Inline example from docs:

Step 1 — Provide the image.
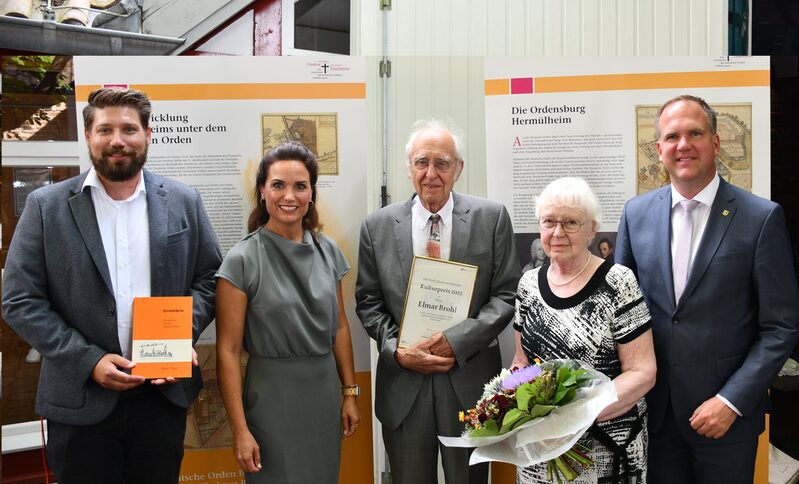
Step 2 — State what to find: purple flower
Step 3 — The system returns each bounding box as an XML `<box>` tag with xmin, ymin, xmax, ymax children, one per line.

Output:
<box><xmin>501</xmin><ymin>364</ymin><xmax>542</xmax><ymax>390</ymax></box>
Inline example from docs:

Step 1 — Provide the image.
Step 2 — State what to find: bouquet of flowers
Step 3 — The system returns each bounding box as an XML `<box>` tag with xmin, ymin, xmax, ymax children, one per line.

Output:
<box><xmin>439</xmin><ymin>359</ymin><xmax>617</xmax><ymax>483</ymax></box>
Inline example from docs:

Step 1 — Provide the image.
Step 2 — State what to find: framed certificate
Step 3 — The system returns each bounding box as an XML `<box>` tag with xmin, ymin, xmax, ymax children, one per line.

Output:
<box><xmin>398</xmin><ymin>256</ymin><xmax>478</xmax><ymax>348</ymax></box>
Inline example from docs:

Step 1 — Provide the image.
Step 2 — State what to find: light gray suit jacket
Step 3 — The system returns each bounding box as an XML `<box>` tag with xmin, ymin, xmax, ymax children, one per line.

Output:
<box><xmin>2</xmin><ymin>170</ymin><xmax>222</xmax><ymax>425</ymax></box>
<box><xmin>616</xmin><ymin>178</ymin><xmax>799</xmax><ymax>443</ymax></box>
<box><xmin>355</xmin><ymin>192</ymin><xmax>521</xmax><ymax>430</ymax></box>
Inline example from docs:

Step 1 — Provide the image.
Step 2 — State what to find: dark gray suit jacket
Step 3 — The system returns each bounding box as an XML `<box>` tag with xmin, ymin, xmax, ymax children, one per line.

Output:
<box><xmin>355</xmin><ymin>192</ymin><xmax>521</xmax><ymax>430</ymax></box>
<box><xmin>616</xmin><ymin>178</ymin><xmax>799</xmax><ymax>443</ymax></box>
<box><xmin>2</xmin><ymin>170</ymin><xmax>222</xmax><ymax>425</ymax></box>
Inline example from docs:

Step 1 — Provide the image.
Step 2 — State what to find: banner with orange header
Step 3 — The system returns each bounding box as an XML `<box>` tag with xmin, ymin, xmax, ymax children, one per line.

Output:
<box><xmin>132</xmin><ymin>296</ymin><xmax>193</xmax><ymax>379</ymax></box>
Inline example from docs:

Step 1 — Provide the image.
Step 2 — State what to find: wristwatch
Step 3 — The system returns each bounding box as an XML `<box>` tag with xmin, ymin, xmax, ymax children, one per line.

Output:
<box><xmin>341</xmin><ymin>384</ymin><xmax>360</xmax><ymax>397</ymax></box>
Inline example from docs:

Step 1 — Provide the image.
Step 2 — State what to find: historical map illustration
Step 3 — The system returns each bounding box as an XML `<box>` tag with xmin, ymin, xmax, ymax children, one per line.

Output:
<box><xmin>635</xmin><ymin>104</ymin><xmax>752</xmax><ymax>194</ymax></box>
<box><xmin>261</xmin><ymin>113</ymin><xmax>339</xmax><ymax>175</ymax></box>
<box><xmin>184</xmin><ymin>344</ymin><xmax>248</xmax><ymax>448</ymax></box>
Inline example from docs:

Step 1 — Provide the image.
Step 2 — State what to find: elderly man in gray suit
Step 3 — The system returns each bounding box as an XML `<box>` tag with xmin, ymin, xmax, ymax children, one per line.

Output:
<box><xmin>616</xmin><ymin>95</ymin><xmax>799</xmax><ymax>484</ymax></box>
<box><xmin>2</xmin><ymin>88</ymin><xmax>221</xmax><ymax>484</ymax></box>
<box><xmin>356</xmin><ymin>119</ymin><xmax>520</xmax><ymax>484</ymax></box>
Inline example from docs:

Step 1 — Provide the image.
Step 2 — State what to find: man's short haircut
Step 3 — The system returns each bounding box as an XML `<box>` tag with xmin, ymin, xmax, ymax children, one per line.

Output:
<box><xmin>83</xmin><ymin>88</ymin><xmax>152</xmax><ymax>131</ymax></box>
<box><xmin>598</xmin><ymin>237</ymin><xmax>613</xmax><ymax>249</ymax></box>
<box><xmin>404</xmin><ymin>118</ymin><xmax>465</xmax><ymax>167</ymax></box>
<box><xmin>535</xmin><ymin>176</ymin><xmax>601</xmax><ymax>226</ymax></box>
<box><xmin>655</xmin><ymin>94</ymin><xmax>717</xmax><ymax>139</ymax></box>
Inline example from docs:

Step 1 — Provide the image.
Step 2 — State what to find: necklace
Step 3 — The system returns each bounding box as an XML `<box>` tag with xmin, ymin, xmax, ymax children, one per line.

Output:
<box><xmin>548</xmin><ymin>253</ymin><xmax>592</xmax><ymax>286</ymax></box>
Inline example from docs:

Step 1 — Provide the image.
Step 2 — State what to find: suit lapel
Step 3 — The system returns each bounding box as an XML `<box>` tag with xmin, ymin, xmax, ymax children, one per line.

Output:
<box><xmin>450</xmin><ymin>192</ymin><xmax>471</xmax><ymax>262</ymax></box>
<box><xmin>394</xmin><ymin>196</ymin><xmax>415</xmax><ymax>284</ymax></box>
<box><xmin>679</xmin><ymin>179</ymin><xmax>736</xmax><ymax>308</ymax></box>
<box><xmin>146</xmin><ymin>171</ymin><xmax>168</xmax><ymax>297</ymax></box>
<box><xmin>654</xmin><ymin>188</ymin><xmax>677</xmax><ymax>307</ymax></box>
<box><xmin>68</xmin><ymin>174</ymin><xmax>114</xmax><ymax>295</ymax></box>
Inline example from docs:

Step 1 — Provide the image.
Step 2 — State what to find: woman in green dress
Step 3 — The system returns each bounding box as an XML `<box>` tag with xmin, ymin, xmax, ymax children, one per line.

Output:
<box><xmin>216</xmin><ymin>142</ymin><xmax>360</xmax><ymax>483</ymax></box>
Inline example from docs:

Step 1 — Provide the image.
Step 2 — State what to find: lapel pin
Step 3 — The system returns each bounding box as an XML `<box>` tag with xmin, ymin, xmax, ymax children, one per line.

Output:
<box><xmin>722</xmin><ymin>209</ymin><xmax>729</xmax><ymax>217</ymax></box>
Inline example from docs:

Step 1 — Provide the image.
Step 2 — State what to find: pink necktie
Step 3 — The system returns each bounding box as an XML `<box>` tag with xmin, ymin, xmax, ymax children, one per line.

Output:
<box><xmin>673</xmin><ymin>199</ymin><xmax>699</xmax><ymax>303</ymax></box>
<box><xmin>427</xmin><ymin>214</ymin><xmax>441</xmax><ymax>259</ymax></box>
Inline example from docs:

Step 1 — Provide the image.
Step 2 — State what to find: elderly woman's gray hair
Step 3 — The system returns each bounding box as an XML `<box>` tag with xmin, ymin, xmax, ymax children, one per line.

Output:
<box><xmin>404</xmin><ymin>118</ymin><xmax>465</xmax><ymax>165</ymax></box>
<box><xmin>535</xmin><ymin>177</ymin><xmax>601</xmax><ymax>226</ymax></box>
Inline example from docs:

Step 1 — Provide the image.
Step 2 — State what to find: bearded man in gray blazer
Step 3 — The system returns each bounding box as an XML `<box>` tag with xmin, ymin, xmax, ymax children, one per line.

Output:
<box><xmin>356</xmin><ymin>119</ymin><xmax>521</xmax><ymax>484</ymax></box>
<box><xmin>616</xmin><ymin>95</ymin><xmax>799</xmax><ymax>484</ymax></box>
<box><xmin>2</xmin><ymin>88</ymin><xmax>221</xmax><ymax>484</ymax></box>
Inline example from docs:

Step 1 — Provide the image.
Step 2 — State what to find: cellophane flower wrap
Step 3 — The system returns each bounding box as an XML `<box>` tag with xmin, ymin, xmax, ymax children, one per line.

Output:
<box><xmin>439</xmin><ymin>359</ymin><xmax>617</xmax><ymax>482</ymax></box>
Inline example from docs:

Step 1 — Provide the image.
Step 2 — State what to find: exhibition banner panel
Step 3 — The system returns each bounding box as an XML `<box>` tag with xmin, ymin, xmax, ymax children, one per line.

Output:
<box><xmin>73</xmin><ymin>56</ymin><xmax>371</xmax><ymax>483</ymax></box>
<box><xmin>484</xmin><ymin>57</ymin><xmax>769</xmax><ymax>267</ymax></box>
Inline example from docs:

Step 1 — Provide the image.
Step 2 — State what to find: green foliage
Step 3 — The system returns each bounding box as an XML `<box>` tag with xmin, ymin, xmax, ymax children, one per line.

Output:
<box><xmin>2</xmin><ymin>56</ymin><xmax>72</xmax><ymax>93</ymax></box>
<box><xmin>470</xmin><ymin>418</ymin><xmax>499</xmax><ymax>437</ymax></box>
<box><xmin>2</xmin><ymin>56</ymin><xmax>74</xmax><ymax>140</ymax></box>
<box><xmin>500</xmin><ymin>408</ymin><xmax>536</xmax><ymax>434</ymax></box>
<box><xmin>554</xmin><ymin>387</ymin><xmax>577</xmax><ymax>405</ymax></box>
<box><xmin>515</xmin><ymin>382</ymin><xmax>534</xmax><ymax>412</ymax></box>
<box><xmin>529</xmin><ymin>403</ymin><xmax>556</xmax><ymax>418</ymax></box>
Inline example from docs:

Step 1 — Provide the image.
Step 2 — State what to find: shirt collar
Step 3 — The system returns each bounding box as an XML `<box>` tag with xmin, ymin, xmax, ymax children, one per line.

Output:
<box><xmin>412</xmin><ymin>192</ymin><xmax>455</xmax><ymax>229</ymax></box>
<box><xmin>671</xmin><ymin>174</ymin><xmax>719</xmax><ymax>209</ymax></box>
<box><xmin>83</xmin><ymin>167</ymin><xmax>147</xmax><ymax>202</ymax></box>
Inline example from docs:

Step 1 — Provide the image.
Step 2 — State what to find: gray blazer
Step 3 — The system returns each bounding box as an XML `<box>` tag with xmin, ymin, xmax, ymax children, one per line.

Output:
<box><xmin>2</xmin><ymin>170</ymin><xmax>222</xmax><ymax>426</ymax></box>
<box><xmin>355</xmin><ymin>192</ymin><xmax>521</xmax><ymax>430</ymax></box>
<box><xmin>616</xmin><ymin>178</ymin><xmax>799</xmax><ymax>443</ymax></box>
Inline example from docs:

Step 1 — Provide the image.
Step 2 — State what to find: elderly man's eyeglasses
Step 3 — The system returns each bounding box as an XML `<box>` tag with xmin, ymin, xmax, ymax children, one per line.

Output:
<box><xmin>411</xmin><ymin>158</ymin><xmax>455</xmax><ymax>172</ymax></box>
<box><xmin>539</xmin><ymin>218</ymin><xmax>586</xmax><ymax>233</ymax></box>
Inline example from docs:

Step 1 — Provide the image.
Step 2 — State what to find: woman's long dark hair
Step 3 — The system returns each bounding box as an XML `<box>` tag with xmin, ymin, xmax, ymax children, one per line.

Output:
<box><xmin>247</xmin><ymin>141</ymin><xmax>321</xmax><ymax>237</ymax></box>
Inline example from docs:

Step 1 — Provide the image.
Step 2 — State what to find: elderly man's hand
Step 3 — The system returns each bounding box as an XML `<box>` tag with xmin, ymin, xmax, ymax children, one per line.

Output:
<box><xmin>427</xmin><ymin>332</ymin><xmax>455</xmax><ymax>358</ymax></box>
<box><xmin>395</xmin><ymin>337</ymin><xmax>455</xmax><ymax>374</ymax></box>
<box><xmin>689</xmin><ymin>396</ymin><xmax>738</xmax><ymax>439</ymax></box>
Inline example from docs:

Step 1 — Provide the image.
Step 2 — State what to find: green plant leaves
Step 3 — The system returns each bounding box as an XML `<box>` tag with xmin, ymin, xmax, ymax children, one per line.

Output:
<box><xmin>470</xmin><ymin>418</ymin><xmax>499</xmax><ymax>437</ymax></box>
<box><xmin>515</xmin><ymin>383</ymin><xmax>534</xmax><ymax>411</ymax></box>
<box><xmin>529</xmin><ymin>404</ymin><xmax>557</xmax><ymax>418</ymax></box>
<box><xmin>500</xmin><ymin>408</ymin><xmax>529</xmax><ymax>434</ymax></box>
<box><xmin>554</xmin><ymin>387</ymin><xmax>576</xmax><ymax>405</ymax></box>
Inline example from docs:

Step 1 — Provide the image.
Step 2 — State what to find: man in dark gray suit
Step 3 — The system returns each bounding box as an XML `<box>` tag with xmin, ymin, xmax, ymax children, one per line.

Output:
<box><xmin>2</xmin><ymin>88</ymin><xmax>221</xmax><ymax>484</ymax></box>
<box><xmin>356</xmin><ymin>119</ymin><xmax>520</xmax><ymax>484</ymax></box>
<box><xmin>616</xmin><ymin>95</ymin><xmax>799</xmax><ymax>484</ymax></box>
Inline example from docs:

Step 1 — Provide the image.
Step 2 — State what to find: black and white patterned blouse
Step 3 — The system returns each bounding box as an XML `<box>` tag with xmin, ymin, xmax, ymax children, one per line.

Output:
<box><xmin>514</xmin><ymin>257</ymin><xmax>652</xmax><ymax>484</ymax></box>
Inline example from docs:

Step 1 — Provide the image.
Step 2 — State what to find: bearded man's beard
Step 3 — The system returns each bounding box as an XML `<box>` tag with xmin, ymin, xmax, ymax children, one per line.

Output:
<box><xmin>90</xmin><ymin>146</ymin><xmax>147</xmax><ymax>182</ymax></box>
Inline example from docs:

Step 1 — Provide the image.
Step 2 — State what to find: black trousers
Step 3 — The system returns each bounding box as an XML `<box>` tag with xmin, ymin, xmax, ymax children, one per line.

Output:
<box><xmin>46</xmin><ymin>384</ymin><xmax>187</xmax><ymax>484</ymax></box>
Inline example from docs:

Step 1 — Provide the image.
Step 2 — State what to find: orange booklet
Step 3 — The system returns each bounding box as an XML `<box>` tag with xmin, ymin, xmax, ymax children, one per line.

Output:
<box><xmin>131</xmin><ymin>296</ymin><xmax>193</xmax><ymax>378</ymax></box>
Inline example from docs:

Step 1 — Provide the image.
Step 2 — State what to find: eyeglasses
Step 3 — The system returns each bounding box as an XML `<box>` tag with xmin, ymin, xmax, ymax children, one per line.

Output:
<box><xmin>539</xmin><ymin>218</ymin><xmax>586</xmax><ymax>233</ymax></box>
<box><xmin>411</xmin><ymin>158</ymin><xmax>455</xmax><ymax>172</ymax></box>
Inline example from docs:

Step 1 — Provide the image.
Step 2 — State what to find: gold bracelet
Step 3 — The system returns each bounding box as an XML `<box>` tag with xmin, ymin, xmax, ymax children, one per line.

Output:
<box><xmin>341</xmin><ymin>384</ymin><xmax>360</xmax><ymax>397</ymax></box>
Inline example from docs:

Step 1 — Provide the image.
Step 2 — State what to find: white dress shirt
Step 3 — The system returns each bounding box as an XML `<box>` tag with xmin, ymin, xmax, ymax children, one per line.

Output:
<box><xmin>412</xmin><ymin>194</ymin><xmax>454</xmax><ymax>260</ymax></box>
<box><xmin>82</xmin><ymin>168</ymin><xmax>151</xmax><ymax>360</ymax></box>
<box><xmin>670</xmin><ymin>174</ymin><xmax>741</xmax><ymax>416</ymax></box>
